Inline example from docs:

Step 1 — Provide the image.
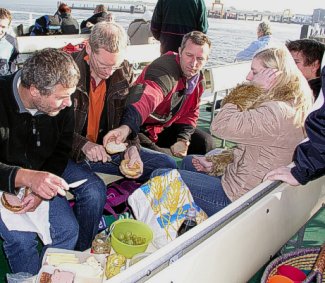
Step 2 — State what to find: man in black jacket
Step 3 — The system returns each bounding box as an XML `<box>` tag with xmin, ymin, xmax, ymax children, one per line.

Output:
<box><xmin>69</xmin><ymin>22</ymin><xmax>176</xmax><ymax>252</ymax></box>
<box><xmin>80</xmin><ymin>4</ymin><xmax>108</xmax><ymax>30</ymax></box>
<box><xmin>0</xmin><ymin>48</ymin><xmax>80</xmax><ymax>275</ymax></box>
<box><xmin>265</xmin><ymin>60</ymin><xmax>325</xmax><ymax>185</ymax></box>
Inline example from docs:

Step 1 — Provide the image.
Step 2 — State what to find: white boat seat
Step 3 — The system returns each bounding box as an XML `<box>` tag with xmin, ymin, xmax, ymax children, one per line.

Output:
<box><xmin>202</xmin><ymin>61</ymin><xmax>251</xmax><ymax>122</ymax></box>
<box><xmin>16</xmin><ymin>35</ymin><xmax>160</xmax><ymax>67</ymax></box>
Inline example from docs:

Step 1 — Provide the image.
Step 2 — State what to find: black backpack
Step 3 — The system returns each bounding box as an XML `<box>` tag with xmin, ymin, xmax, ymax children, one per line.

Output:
<box><xmin>30</xmin><ymin>15</ymin><xmax>62</xmax><ymax>36</ymax></box>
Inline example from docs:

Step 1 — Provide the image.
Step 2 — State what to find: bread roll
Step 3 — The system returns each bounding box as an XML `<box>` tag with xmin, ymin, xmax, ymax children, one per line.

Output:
<box><xmin>1</xmin><ymin>193</ymin><xmax>24</xmax><ymax>212</ymax></box>
<box><xmin>172</xmin><ymin>141</ymin><xmax>187</xmax><ymax>153</ymax></box>
<box><xmin>105</xmin><ymin>141</ymin><xmax>127</xmax><ymax>154</ymax></box>
<box><xmin>120</xmin><ymin>160</ymin><xmax>141</xmax><ymax>177</ymax></box>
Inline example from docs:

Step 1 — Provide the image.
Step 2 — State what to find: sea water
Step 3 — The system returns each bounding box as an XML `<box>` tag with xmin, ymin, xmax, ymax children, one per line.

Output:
<box><xmin>2</xmin><ymin>0</ymin><xmax>302</xmax><ymax>66</ymax></box>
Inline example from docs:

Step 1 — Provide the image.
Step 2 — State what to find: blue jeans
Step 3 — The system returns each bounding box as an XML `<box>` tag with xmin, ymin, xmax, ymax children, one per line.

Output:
<box><xmin>152</xmin><ymin>155</ymin><xmax>231</xmax><ymax>217</ymax></box>
<box><xmin>63</xmin><ymin>147</ymin><xmax>176</xmax><ymax>251</ymax></box>
<box><xmin>0</xmin><ymin>196</ymin><xmax>78</xmax><ymax>275</ymax></box>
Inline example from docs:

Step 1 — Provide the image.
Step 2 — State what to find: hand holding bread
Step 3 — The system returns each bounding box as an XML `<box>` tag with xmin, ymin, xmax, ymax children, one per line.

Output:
<box><xmin>119</xmin><ymin>159</ymin><xmax>142</xmax><ymax>178</ymax></box>
<box><xmin>120</xmin><ymin>146</ymin><xmax>143</xmax><ymax>178</ymax></box>
<box><xmin>103</xmin><ymin>125</ymin><xmax>131</xmax><ymax>149</ymax></box>
<box><xmin>1</xmin><ymin>188</ymin><xmax>43</xmax><ymax>213</ymax></box>
<box><xmin>105</xmin><ymin>140</ymin><xmax>127</xmax><ymax>154</ymax></box>
<box><xmin>170</xmin><ymin>139</ymin><xmax>190</xmax><ymax>158</ymax></box>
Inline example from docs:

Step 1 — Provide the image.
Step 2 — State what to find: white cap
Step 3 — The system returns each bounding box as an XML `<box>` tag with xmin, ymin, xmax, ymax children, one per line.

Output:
<box><xmin>187</xmin><ymin>208</ymin><xmax>196</xmax><ymax>218</ymax></box>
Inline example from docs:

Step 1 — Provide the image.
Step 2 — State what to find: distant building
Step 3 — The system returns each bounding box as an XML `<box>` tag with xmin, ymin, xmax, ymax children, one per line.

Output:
<box><xmin>312</xmin><ymin>9</ymin><xmax>325</xmax><ymax>24</ymax></box>
<box><xmin>291</xmin><ymin>14</ymin><xmax>312</xmax><ymax>25</ymax></box>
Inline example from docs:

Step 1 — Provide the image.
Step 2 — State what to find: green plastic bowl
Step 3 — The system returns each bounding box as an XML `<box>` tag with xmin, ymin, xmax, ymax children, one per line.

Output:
<box><xmin>111</xmin><ymin>219</ymin><xmax>153</xmax><ymax>259</ymax></box>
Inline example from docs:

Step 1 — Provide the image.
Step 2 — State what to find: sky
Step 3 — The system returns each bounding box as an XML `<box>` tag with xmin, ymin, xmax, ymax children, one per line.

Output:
<box><xmin>204</xmin><ymin>0</ymin><xmax>324</xmax><ymax>15</ymax></box>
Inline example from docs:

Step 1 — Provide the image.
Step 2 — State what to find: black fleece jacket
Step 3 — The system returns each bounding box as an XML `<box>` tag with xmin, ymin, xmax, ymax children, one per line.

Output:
<box><xmin>0</xmin><ymin>72</ymin><xmax>74</xmax><ymax>194</ymax></box>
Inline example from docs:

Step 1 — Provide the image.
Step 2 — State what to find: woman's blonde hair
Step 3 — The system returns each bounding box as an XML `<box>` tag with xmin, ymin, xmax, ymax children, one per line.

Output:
<box><xmin>253</xmin><ymin>46</ymin><xmax>314</xmax><ymax>127</ymax></box>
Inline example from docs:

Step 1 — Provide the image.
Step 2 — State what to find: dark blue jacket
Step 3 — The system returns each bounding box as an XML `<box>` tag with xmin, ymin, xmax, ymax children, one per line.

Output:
<box><xmin>291</xmin><ymin>66</ymin><xmax>325</xmax><ymax>184</ymax></box>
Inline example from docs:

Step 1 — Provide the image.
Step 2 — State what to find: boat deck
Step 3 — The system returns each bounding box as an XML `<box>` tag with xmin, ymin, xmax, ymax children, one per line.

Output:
<box><xmin>1</xmin><ymin>105</ymin><xmax>324</xmax><ymax>281</ymax></box>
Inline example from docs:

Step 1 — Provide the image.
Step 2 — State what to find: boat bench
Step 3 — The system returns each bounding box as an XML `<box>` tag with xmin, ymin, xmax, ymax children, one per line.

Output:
<box><xmin>200</xmin><ymin>61</ymin><xmax>251</xmax><ymax>123</ymax></box>
<box><xmin>16</xmin><ymin>34</ymin><xmax>160</xmax><ymax>69</ymax></box>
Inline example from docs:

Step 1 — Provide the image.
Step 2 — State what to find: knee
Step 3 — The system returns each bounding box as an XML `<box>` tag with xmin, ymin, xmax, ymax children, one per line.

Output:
<box><xmin>204</xmin><ymin>135</ymin><xmax>215</xmax><ymax>152</ymax></box>
<box><xmin>160</xmin><ymin>154</ymin><xmax>177</xmax><ymax>169</ymax></box>
<box><xmin>62</xmin><ymin>217</ymin><xmax>79</xmax><ymax>245</ymax></box>
<box><xmin>180</xmin><ymin>155</ymin><xmax>194</xmax><ymax>170</ymax></box>
<box><xmin>73</xmin><ymin>178</ymin><xmax>107</xmax><ymax>208</ymax></box>
<box><xmin>3</xmin><ymin>233</ymin><xmax>37</xmax><ymax>252</ymax></box>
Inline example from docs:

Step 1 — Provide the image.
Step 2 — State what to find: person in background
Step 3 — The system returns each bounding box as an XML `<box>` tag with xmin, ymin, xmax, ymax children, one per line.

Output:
<box><xmin>286</xmin><ymin>39</ymin><xmax>325</xmax><ymax>98</ymax></box>
<box><xmin>127</xmin><ymin>11</ymin><xmax>156</xmax><ymax>45</ymax></box>
<box><xmin>56</xmin><ymin>3</ymin><xmax>79</xmax><ymax>34</ymax></box>
<box><xmin>235</xmin><ymin>21</ymin><xmax>273</xmax><ymax>62</ymax></box>
<box><xmin>104</xmin><ymin>12</ymin><xmax>115</xmax><ymax>23</ymax></box>
<box><xmin>103</xmin><ymin>31</ymin><xmax>215</xmax><ymax>157</ymax></box>
<box><xmin>0</xmin><ymin>8</ymin><xmax>18</xmax><ymax>76</ymax></box>
<box><xmin>69</xmin><ymin>22</ymin><xmax>177</xmax><ymax>251</ymax></box>
<box><xmin>0</xmin><ymin>48</ymin><xmax>80</xmax><ymax>274</ymax></box>
<box><xmin>80</xmin><ymin>4</ymin><xmax>108</xmax><ymax>30</ymax></box>
<box><xmin>172</xmin><ymin>46</ymin><xmax>313</xmax><ymax>216</ymax></box>
<box><xmin>80</xmin><ymin>11</ymin><xmax>115</xmax><ymax>34</ymax></box>
<box><xmin>265</xmin><ymin>55</ymin><xmax>325</xmax><ymax>186</ymax></box>
<box><xmin>151</xmin><ymin>0</ymin><xmax>208</xmax><ymax>55</ymax></box>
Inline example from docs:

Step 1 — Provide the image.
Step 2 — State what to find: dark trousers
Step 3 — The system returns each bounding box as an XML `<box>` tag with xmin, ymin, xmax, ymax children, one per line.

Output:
<box><xmin>139</xmin><ymin>125</ymin><xmax>215</xmax><ymax>156</ymax></box>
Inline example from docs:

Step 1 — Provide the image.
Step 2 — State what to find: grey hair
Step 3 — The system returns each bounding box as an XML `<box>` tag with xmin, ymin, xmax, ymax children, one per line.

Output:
<box><xmin>89</xmin><ymin>21</ymin><xmax>127</xmax><ymax>53</ymax></box>
<box><xmin>258</xmin><ymin>21</ymin><xmax>272</xmax><ymax>36</ymax></box>
<box><xmin>180</xmin><ymin>31</ymin><xmax>212</xmax><ymax>53</ymax></box>
<box><xmin>21</xmin><ymin>48</ymin><xmax>80</xmax><ymax>96</ymax></box>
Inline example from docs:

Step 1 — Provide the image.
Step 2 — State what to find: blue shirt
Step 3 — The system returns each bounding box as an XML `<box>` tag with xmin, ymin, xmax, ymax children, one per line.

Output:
<box><xmin>235</xmin><ymin>35</ymin><xmax>272</xmax><ymax>62</ymax></box>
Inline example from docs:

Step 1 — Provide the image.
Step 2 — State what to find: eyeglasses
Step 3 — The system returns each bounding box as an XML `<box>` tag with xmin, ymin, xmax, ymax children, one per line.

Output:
<box><xmin>90</xmin><ymin>51</ymin><xmax>122</xmax><ymax>72</ymax></box>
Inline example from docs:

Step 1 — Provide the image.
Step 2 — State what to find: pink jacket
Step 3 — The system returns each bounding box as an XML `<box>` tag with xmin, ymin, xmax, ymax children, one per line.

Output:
<box><xmin>211</xmin><ymin>101</ymin><xmax>305</xmax><ymax>201</ymax></box>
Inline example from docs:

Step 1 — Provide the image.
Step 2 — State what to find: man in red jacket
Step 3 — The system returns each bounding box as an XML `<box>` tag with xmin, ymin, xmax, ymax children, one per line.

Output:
<box><xmin>103</xmin><ymin>31</ymin><xmax>214</xmax><ymax>157</ymax></box>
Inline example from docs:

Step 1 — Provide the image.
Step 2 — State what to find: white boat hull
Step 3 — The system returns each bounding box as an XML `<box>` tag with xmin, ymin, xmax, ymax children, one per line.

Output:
<box><xmin>107</xmin><ymin>177</ymin><xmax>325</xmax><ymax>283</ymax></box>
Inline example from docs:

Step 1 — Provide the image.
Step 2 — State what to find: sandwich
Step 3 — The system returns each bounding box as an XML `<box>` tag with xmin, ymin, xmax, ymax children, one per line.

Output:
<box><xmin>105</xmin><ymin>141</ymin><xmax>127</xmax><ymax>154</ymax></box>
<box><xmin>120</xmin><ymin>160</ymin><xmax>141</xmax><ymax>177</ymax></box>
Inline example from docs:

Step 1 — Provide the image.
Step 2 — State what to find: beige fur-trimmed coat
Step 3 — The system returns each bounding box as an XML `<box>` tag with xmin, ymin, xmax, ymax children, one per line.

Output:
<box><xmin>210</xmin><ymin>83</ymin><xmax>306</xmax><ymax>202</ymax></box>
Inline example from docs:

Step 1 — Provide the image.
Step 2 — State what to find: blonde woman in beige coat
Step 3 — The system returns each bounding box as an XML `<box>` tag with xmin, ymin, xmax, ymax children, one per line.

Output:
<box><xmin>176</xmin><ymin>46</ymin><xmax>314</xmax><ymax>216</ymax></box>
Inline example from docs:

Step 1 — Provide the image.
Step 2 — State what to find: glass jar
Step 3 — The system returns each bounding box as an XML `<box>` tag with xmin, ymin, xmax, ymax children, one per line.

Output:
<box><xmin>91</xmin><ymin>234</ymin><xmax>111</xmax><ymax>254</ymax></box>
